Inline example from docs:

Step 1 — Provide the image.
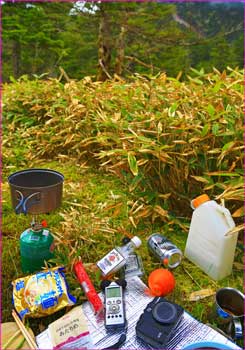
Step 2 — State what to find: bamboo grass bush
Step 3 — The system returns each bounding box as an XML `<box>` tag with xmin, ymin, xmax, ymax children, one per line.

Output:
<box><xmin>3</xmin><ymin>68</ymin><xmax>244</xmax><ymax>228</ymax></box>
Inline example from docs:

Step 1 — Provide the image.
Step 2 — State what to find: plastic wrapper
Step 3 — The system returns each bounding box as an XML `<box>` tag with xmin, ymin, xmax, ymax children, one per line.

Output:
<box><xmin>12</xmin><ymin>266</ymin><xmax>76</xmax><ymax>319</ymax></box>
<box><xmin>74</xmin><ymin>261</ymin><xmax>103</xmax><ymax>314</ymax></box>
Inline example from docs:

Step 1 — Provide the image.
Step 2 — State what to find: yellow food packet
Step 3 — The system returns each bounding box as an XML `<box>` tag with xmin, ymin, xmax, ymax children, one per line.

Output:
<box><xmin>12</xmin><ymin>266</ymin><xmax>76</xmax><ymax>319</ymax></box>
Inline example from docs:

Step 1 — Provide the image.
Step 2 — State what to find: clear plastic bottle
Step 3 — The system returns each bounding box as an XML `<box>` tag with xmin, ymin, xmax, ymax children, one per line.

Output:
<box><xmin>96</xmin><ymin>236</ymin><xmax>142</xmax><ymax>277</ymax></box>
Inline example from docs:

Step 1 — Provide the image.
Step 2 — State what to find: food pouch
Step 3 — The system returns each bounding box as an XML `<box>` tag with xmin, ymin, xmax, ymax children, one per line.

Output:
<box><xmin>12</xmin><ymin>266</ymin><xmax>76</xmax><ymax>319</ymax></box>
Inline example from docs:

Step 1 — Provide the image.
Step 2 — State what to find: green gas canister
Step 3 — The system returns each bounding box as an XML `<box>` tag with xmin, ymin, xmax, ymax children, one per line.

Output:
<box><xmin>20</xmin><ymin>222</ymin><xmax>55</xmax><ymax>273</ymax></box>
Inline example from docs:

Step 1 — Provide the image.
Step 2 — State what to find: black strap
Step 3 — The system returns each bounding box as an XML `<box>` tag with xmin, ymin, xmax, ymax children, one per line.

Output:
<box><xmin>102</xmin><ymin>333</ymin><xmax>127</xmax><ymax>350</ymax></box>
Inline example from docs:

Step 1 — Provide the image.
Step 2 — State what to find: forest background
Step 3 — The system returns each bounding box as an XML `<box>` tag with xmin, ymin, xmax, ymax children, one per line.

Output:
<box><xmin>2</xmin><ymin>1</ymin><xmax>244</xmax><ymax>82</ymax></box>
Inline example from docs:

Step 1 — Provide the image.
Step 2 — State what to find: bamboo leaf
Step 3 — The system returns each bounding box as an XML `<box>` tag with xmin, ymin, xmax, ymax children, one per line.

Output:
<box><xmin>190</xmin><ymin>176</ymin><xmax>209</xmax><ymax>184</ymax></box>
<box><xmin>188</xmin><ymin>289</ymin><xmax>215</xmax><ymax>301</ymax></box>
<box><xmin>212</xmin><ymin>123</ymin><xmax>219</xmax><ymax>135</ymax></box>
<box><xmin>233</xmin><ymin>262</ymin><xmax>244</xmax><ymax>270</ymax></box>
<box><xmin>188</xmin><ymin>76</ymin><xmax>203</xmax><ymax>85</ymax></box>
<box><xmin>222</xmin><ymin>141</ymin><xmax>236</xmax><ymax>152</ymax></box>
<box><xmin>225</xmin><ymin>224</ymin><xmax>244</xmax><ymax>236</ymax></box>
<box><xmin>207</xmin><ymin>148</ymin><xmax>221</xmax><ymax>154</ymax></box>
<box><xmin>205</xmin><ymin>171</ymin><xmax>240</xmax><ymax>177</ymax></box>
<box><xmin>168</xmin><ymin>102</ymin><xmax>178</xmax><ymax>117</ymax></box>
<box><xmin>212</xmin><ymin>82</ymin><xmax>221</xmax><ymax>93</ymax></box>
<box><xmin>135</xmin><ymin>208</ymin><xmax>152</xmax><ymax>219</ymax></box>
<box><xmin>153</xmin><ymin>205</ymin><xmax>168</xmax><ymax>217</ymax></box>
<box><xmin>232</xmin><ymin>206</ymin><xmax>244</xmax><ymax>217</ymax></box>
<box><xmin>200</xmin><ymin>124</ymin><xmax>209</xmax><ymax>137</ymax></box>
<box><xmin>190</xmin><ymin>67</ymin><xmax>205</xmax><ymax>76</ymax></box>
<box><xmin>128</xmin><ymin>152</ymin><xmax>138</xmax><ymax>176</ymax></box>
<box><xmin>207</xmin><ymin>104</ymin><xmax>215</xmax><ymax>117</ymax></box>
<box><xmin>157</xmin><ymin>121</ymin><xmax>162</xmax><ymax>134</ymax></box>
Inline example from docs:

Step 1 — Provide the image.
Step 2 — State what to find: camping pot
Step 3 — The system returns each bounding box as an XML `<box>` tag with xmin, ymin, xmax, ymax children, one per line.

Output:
<box><xmin>8</xmin><ymin>169</ymin><xmax>64</xmax><ymax>215</ymax></box>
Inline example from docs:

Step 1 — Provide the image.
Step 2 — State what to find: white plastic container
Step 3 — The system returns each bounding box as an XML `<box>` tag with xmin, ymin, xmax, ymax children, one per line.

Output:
<box><xmin>184</xmin><ymin>194</ymin><xmax>237</xmax><ymax>281</ymax></box>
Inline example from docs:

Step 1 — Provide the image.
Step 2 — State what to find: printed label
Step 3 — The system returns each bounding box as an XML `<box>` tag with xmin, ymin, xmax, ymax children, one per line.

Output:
<box><xmin>97</xmin><ymin>249</ymin><xmax>125</xmax><ymax>276</ymax></box>
<box><xmin>30</xmin><ymin>235</ymin><xmax>40</xmax><ymax>241</ymax></box>
<box><xmin>36</xmin><ymin>306</ymin><xmax>93</xmax><ymax>349</ymax></box>
<box><xmin>125</xmin><ymin>255</ymin><xmax>139</xmax><ymax>273</ymax></box>
<box><xmin>43</xmin><ymin>229</ymin><xmax>49</xmax><ymax>236</ymax></box>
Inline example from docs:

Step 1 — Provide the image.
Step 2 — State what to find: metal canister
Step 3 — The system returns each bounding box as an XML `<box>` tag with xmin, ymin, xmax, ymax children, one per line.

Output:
<box><xmin>147</xmin><ymin>233</ymin><xmax>182</xmax><ymax>269</ymax></box>
<box><xmin>20</xmin><ymin>227</ymin><xmax>54</xmax><ymax>273</ymax></box>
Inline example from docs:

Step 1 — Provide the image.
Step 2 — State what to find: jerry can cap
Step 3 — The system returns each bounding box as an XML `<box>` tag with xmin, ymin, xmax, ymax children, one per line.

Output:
<box><xmin>191</xmin><ymin>194</ymin><xmax>210</xmax><ymax>209</ymax></box>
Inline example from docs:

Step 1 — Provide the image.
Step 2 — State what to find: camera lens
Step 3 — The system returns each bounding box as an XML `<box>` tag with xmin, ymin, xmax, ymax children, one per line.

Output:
<box><xmin>152</xmin><ymin>301</ymin><xmax>177</xmax><ymax>324</ymax></box>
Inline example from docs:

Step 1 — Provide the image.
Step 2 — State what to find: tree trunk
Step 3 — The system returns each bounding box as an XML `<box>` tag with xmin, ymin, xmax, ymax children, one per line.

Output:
<box><xmin>12</xmin><ymin>40</ymin><xmax>21</xmax><ymax>78</ymax></box>
<box><xmin>115</xmin><ymin>25</ymin><xmax>127</xmax><ymax>76</ymax></box>
<box><xmin>97</xmin><ymin>5</ymin><xmax>112</xmax><ymax>81</ymax></box>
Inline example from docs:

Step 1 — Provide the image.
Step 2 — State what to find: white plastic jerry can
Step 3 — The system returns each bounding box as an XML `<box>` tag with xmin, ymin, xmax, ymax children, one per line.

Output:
<box><xmin>184</xmin><ymin>194</ymin><xmax>237</xmax><ymax>281</ymax></box>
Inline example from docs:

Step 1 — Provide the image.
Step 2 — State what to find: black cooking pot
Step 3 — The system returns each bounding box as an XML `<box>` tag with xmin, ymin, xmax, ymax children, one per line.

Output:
<box><xmin>8</xmin><ymin>169</ymin><xmax>64</xmax><ymax>215</ymax></box>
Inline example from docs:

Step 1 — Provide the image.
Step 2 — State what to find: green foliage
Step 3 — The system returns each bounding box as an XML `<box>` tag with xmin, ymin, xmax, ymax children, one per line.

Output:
<box><xmin>2</xmin><ymin>2</ymin><xmax>74</xmax><ymax>80</ymax></box>
<box><xmin>2</xmin><ymin>2</ymin><xmax>243</xmax><ymax>81</ymax></box>
<box><xmin>3</xmin><ymin>68</ymin><xmax>244</xmax><ymax>228</ymax></box>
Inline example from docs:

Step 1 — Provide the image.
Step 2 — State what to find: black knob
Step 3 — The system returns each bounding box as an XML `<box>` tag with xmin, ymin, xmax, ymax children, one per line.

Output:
<box><xmin>116</xmin><ymin>279</ymin><xmax>127</xmax><ymax>289</ymax></box>
<box><xmin>100</xmin><ymin>280</ymin><xmax>111</xmax><ymax>290</ymax></box>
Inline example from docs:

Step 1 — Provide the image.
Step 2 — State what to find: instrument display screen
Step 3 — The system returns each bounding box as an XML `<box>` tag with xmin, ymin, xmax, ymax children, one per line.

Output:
<box><xmin>106</xmin><ymin>287</ymin><xmax>121</xmax><ymax>298</ymax></box>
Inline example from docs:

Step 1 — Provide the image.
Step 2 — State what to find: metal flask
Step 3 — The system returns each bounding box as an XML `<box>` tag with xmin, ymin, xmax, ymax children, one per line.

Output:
<box><xmin>147</xmin><ymin>233</ymin><xmax>182</xmax><ymax>269</ymax></box>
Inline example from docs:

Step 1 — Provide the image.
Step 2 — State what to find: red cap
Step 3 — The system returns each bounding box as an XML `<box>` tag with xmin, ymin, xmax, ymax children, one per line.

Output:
<box><xmin>41</xmin><ymin>220</ymin><xmax>48</xmax><ymax>228</ymax></box>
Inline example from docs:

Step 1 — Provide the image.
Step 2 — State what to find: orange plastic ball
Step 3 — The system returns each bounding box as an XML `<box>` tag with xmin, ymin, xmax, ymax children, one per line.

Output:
<box><xmin>148</xmin><ymin>268</ymin><xmax>175</xmax><ymax>297</ymax></box>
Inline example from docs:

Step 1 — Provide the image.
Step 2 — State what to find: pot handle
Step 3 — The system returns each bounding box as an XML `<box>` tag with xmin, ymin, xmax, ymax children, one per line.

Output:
<box><xmin>15</xmin><ymin>191</ymin><xmax>41</xmax><ymax>215</ymax></box>
<box><xmin>15</xmin><ymin>190</ymin><xmax>24</xmax><ymax>214</ymax></box>
<box><xmin>227</xmin><ymin>317</ymin><xmax>243</xmax><ymax>340</ymax></box>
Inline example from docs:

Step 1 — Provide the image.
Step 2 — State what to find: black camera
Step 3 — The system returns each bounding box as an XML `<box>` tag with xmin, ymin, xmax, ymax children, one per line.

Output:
<box><xmin>136</xmin><ymin>297</ymin><xmax>184</xmax><ymax>348</ymax></box>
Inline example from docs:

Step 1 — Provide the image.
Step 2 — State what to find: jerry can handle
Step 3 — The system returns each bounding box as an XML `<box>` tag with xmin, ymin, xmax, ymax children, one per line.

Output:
<box><xmin>216</xmin><ymin>205</ymin><xmax>235</xmax><ymax>231</ymax></box>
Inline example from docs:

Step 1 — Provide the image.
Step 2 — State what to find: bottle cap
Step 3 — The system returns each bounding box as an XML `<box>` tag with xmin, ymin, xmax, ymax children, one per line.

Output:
<box><xmin>191</xmin><ymin>194</ymin><xmax>210</xmax><ymax>209</ymax></box>
<box><xmin>131</xmin><ymin>236</ymin><xmax>142</xmax><ymax>248</ymax></box>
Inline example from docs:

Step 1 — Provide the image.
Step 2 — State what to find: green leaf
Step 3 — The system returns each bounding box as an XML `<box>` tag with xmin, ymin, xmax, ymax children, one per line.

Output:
<box><xmin>212</xmin><ymin>123</ymin><xmax>219</xmax><ymax>135</ymax></box>
<box><xmin>212</xmin><ymin>82</ymin><xmax>221</xmax><ymax>93</ymax></box>
<box><xmin>168</xmin><ymin>102</ymin><xmax>178</xmax><ymax>117</ymax></box>
<box><xmin>222</xmin><ymin>141</ymin><xmax>235</xmax><ymax>152</ymax></box>
<box><xmin>128</xmin><ymin>153</ymin><xmax>138</xmax><ymax>176</ymax></box>
<box><xmin>201</xmin><ymin>124</ymin><xmax>209</xmax><ymax>137</ymax></box>
<box><xmin>207</xmin><ymin>104</ymin><xmax>215</xmax><ymax>117</ymax></box>
<box><xmin>190</xmin><ymin>67</ymin><xmax>205</xmax><ymax>76</ymax></box>
<box><xmin>188</xmin><ymin>76</ymin><xmax>203</xmax><ymax>85</ymax></box>
<box><xmin>190</xmin><ymin>175</ymin><xmax>209</xmax><ymax>183</ymax></box>
<box><xmin>205</xmin><ymin>171</ymin><xmax>240</xmax><ymax>177</ymax></box>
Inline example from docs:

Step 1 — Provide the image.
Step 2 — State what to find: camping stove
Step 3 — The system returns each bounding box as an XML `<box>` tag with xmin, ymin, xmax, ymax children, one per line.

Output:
<box><xmin>8</xmin><ymin>168</ymin><xmax>64</xmax><ymax>273</ymax></box>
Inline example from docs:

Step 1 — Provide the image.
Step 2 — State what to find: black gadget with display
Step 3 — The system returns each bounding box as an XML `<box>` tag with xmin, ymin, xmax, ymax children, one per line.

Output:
<box><xmin>101</xmin><ymin>280</ymin><xmax>127</xmax><ymax>330</ymax></box>
<box><xmin>136</xmin><ymin>297</ymin><xmax>184</xmax><ymax>348</ymax></box>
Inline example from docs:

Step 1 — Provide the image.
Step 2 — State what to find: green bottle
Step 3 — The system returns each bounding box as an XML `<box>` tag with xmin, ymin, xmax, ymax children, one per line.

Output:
<box><xmin>20</xmin><ymin>226</ymin><xmax>55</xmax><ymax>273</ymax></box>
